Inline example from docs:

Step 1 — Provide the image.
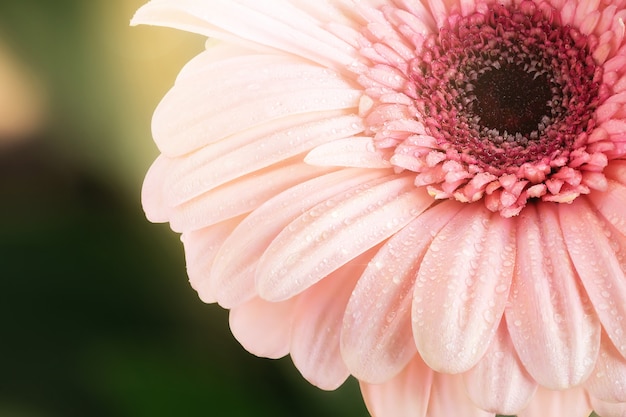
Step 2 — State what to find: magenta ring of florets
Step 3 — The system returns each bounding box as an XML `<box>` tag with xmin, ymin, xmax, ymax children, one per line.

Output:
<box><xmin>357</xmin><ymin>0</ymin><xmax>612</xmax><ymax>217</ymax></box>
<box><xmin>412</xmin><ymin>5</ymin><xmax>601</xmax><ymax>171</ymax></box>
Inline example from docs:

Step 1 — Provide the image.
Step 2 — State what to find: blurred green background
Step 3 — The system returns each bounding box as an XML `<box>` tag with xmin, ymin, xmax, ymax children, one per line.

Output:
<box><xmin>0</xmin><ymin>1</ymin><xmax>367</xmax><ymax>416</ymax></box>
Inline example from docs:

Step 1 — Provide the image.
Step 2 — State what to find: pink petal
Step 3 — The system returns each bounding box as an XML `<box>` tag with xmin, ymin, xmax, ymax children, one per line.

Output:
<box><xmin>389</xmin><ymin>0</ymin><xmax>437</xmax><ymax>32</ymax></box>
<box><xmin>517</xmin><ymin>387</ymin><xmax>591</xmax><ymax>417</ymax></box>
<box><xmin>387</xmin><ymin>4</ymin><xmax>437</xmax><ymax>38</ymax></box>
<box><xmin>131</xmin><ymin>0</ymin><xmax>244</xmax><ymax>41</ymax></box>
<box><xmin>413</xmin><ymin>204</ymin><xmax>516</xmax><ymax>374</ymax></box>
<box><xmin>590</xmin><ymin>397</ymin><xmax>626</xmax><ymax>417</ymax></box>
<box><xmin>164</xmin><ymin>114</ymin><xmax>364</xmax><ymax>206</ymax></box>
<box><xmin>289</xmin><ymin>1</ymin><xmax>388</xmax><ymax>28</ymax></box>
<box><xmin>573</xmin><ymin>0</ymin><xmax>600</xmax><ymax>28</ymax></box>
<box><xmin>341</xmin><ymin>201</ymin><xmax>463</xmax><ymax>383</ymax></box>
<box><xmin>605</xmin><ymin>160</ymin><xmax>626</xmax><ymax>185</ymax></box>
<box><xmin>141</xmin><ymin>155</ymin><xmax>172</xmax><ymax>223</ymax></box>
<box><xmin>585</xmin><ymin>334</ymin><xmax>626</xmax><ymax>403</ymax></box>
<box><xmin>290</xmin><ymin>250</ymin><xmax>374</xmax><ymax>390</ymax></box>
<box><xmin>173</xmin><ymin>42</ymin><xmax>259</xmax><ymax>83</ymax></box>
<box><xmin>589</xmin><ymin>179</ymin><xmax>626</xmax><ymax>237</ymax></box>
<box><xmin>594</xmin><ymin>4</ymin><xmax>618</xmax><ymax>35</ymax></box>
<box><xmin>228</xmin><ymin>296</ymin><xmax>297</xmax><ymax>359</ymax></box>
<box><xmin>132</xmin><ymin>0</ymin><xmax>359</xmax><ymax>69</ymax></box>
<box><xmin>506</xmin><ymin>203</ymin><xmax>601</xmax><ymax>389</ymax></box>
<box><xmin>426</xmin><ymin>373</ymin><xmax>495</xmax><ymax>417</ymax></box>
<box><xmin>181</xmin><ymin>216</ymin><xmax>245</xmax><ymax>303</ymax></box>
<box><xmin>463</xmin><ymin>322</ymin><xmax>537</xmax><ymax>415</ymax></box>
<box><xmin>168</xmin><ymin>161</ymin><xmax>332</xmax><ymax>232</ymax></box>
<box><xmin>304</xmin><ymin>136</ymin><xmax>392</xmax><ymax>169</ymax></box>
<box><xmin>559</xmin><ymin>199</ymin><xmax>626</xmax><ymax>361</ymax></box>
<box><xmin>152</xmin><ymin>53</ymin><xmax>362</xmax><ymax>156</ymax></box>
<box><xmin>211</xmin><ymin>168</ymin><xmax>388</xmax><ymax>308</ymax></box>
<box><xmin>423</xmin><ymin>0</ymin><xmax>454</xmax><ymax>29</ymax></box>
<box><xmin>256</xmin><ymin>174</ymin><xmax>433</xmax><ymax>301</ymax></box>
<box><xmin>360</xmin><ymin>355</ymin><xmax>433</xmax><ymax>417</ymax></box>
<box><xmin>368</xmin><ymin>357</ymin><xmax>496</xmax><ymax>417</ymax></box>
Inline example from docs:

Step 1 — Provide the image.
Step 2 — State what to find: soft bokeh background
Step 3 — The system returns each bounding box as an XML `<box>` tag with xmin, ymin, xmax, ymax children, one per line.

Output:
<box><xmin>0</xmin><ymin>1</ymin><xmax>367</xmax><ymax>416</ymax></box>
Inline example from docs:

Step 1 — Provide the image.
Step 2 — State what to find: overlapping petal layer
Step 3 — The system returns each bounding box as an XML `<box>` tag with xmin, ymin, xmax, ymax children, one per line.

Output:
<box><xmin>506</xmin><ymin>204</ymin><xmax>601</xmax><ymax>389</ymax></box>
<box><xmin>341</xmin><ymin>201</ymin><xmax>462</xmax><ymax>383</ymax></box>
<box><xmin>413</xmin><ymin>204</ymin><xmax>515</xmax><ymax>374</ymax></box>
<box><xmin>463</xmin><ymin>322</ymin><xmax>537</xmax><ymax>415</ymax></box>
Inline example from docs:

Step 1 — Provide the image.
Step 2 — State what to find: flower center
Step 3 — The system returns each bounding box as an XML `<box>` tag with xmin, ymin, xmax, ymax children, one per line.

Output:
<box><xmin>356</xmin><ymin>1</ymin><xmax>611</xmax><ymax>216</ymax></box>
<box><xmin>469</xmin><ymin>63</ymin><xmax>552</xmax><ymax>138</ymax></box>
<box><xmin>406</xmin><ymin>4</ymin><xmax>603</xmax><ymax>173</ymax></box>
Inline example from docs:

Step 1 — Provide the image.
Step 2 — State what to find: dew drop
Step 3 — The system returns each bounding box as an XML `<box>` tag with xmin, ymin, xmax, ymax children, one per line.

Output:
<box><xmin>483</xmin><ymin>309</ymin><xmax>495</xmax><ymax>323</ymax></box>
<box><xmin>495</xmin><ymin>284</ymin><xmax>508</xmax><ymax>294</ymax></box>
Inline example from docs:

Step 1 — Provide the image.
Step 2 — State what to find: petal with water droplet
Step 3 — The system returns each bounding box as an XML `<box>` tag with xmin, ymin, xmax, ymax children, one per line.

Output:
<box><xmin>589</xmin><ymin>180</ymin><xmax>626</xmax><ymax>237</ymax></box>
<box><xmin>305</xmin><ymin>136</ymin><xmax>392</xmax><ymax>168</ymax></box>
<box><xmin>413</xmin><ymin>204</ymin><xmax>516</xmax><ymax>374</ymax></box>
<box><xmin>168</xmin><ymin>161</ymin><xmax>330</xmax><ymax>232</ymax></box>
<box><xmin>341</xmin><ymin>201</ymin><xmax>462</xmax><ymax>383</ymax></box>
<box><xmin>560</xmin><ymin>199</ymin><xmax>626</xmax><ymax>362</ymax></box>
<box><xmin>464</xmin><ymin>322</ymin><xmax>537</xmax><ymax>415</ymax></box>
<box><xmin>152</xmin><ymin>53</ymin><xmax>362</xmax><ymax>157</ymax></box>
<box><xmin>210</xmin><ymin>168</ymin><xmax>387</xmax><ymax>308</ymax></box>
<box><xmin>291</xmin><ymin>250</ymin><xmax>373</xmax><ymax>390</ymax></box>
<box><xmin>506</xmin><ymin>203</ymin><xmax>601</xmax><ymax>389</ymax></box>
<box><xmin>585</xmin><ymin>334</ymin><xmax>626</xmax><ymax>403</ymax></box>
<box><xmin>181</xmin><ymin>216</ymin><xmax>245</xmax><ymax>303</ymax></box>
<box><xmin>163</xmin><ymin>113</ymin><xmax>364</xmax><ymax>206</ymax></box>
<box><xmin>256</xmin><ymin>174</ymin><xmax>433</xmax><ymax>301</ymax></box>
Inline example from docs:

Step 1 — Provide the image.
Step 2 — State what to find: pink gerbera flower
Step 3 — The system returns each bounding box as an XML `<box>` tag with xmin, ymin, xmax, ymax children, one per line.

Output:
<box><xmin>132</xmin><ymin>0</ymin><xmax>626</xmax><ymax>416</ymax></box>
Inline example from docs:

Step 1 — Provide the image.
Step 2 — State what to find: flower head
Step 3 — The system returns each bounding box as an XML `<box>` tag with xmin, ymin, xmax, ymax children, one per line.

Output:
<box><xmin>133</xmin><ymin>0</ymin><xmax>626</xmax><ymax>416</ymax></box>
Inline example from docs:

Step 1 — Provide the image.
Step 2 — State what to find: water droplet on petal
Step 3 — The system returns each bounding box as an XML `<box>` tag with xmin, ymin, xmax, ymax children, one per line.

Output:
<box><xmin>495</xmin><ymin>284</ymin><xmax>508</xmax><ymax>293</ymax></box>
